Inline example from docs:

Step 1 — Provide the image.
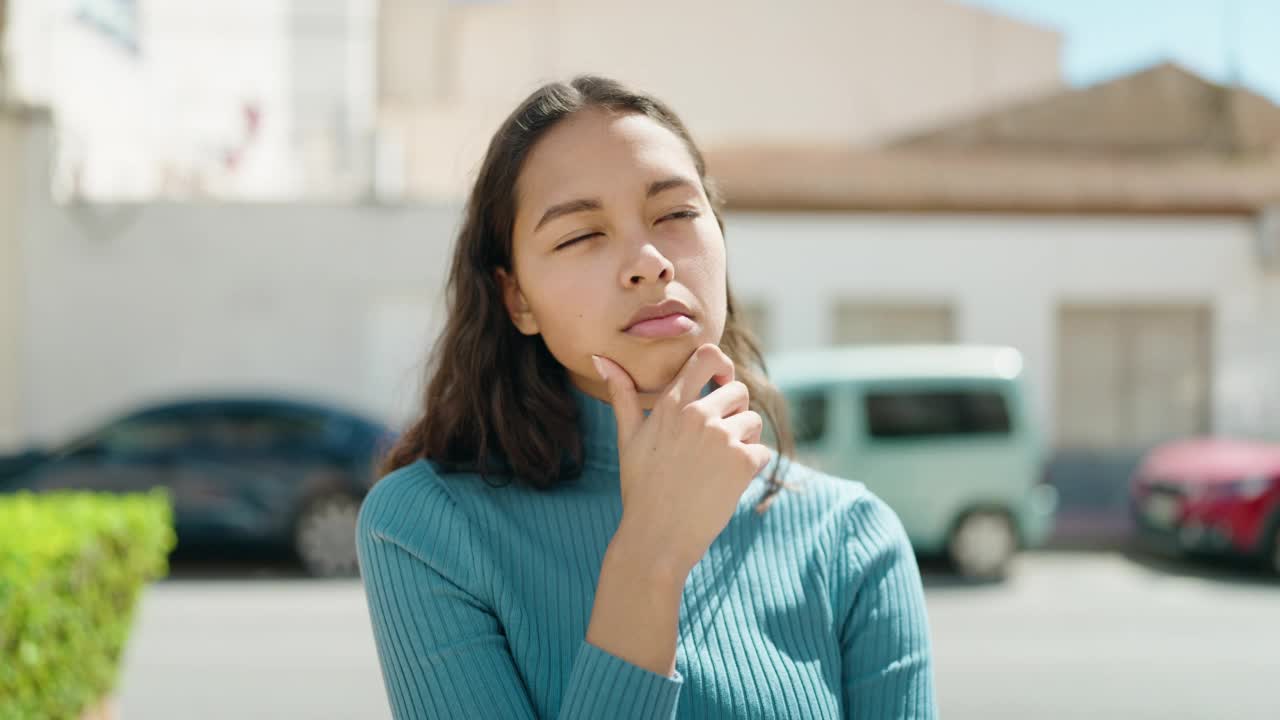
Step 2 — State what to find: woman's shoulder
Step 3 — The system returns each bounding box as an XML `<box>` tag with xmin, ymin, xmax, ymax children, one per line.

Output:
<box><xmin>357</xmin><ymin>458</ymin><xmax>475</xmax><ymax>558</ymax></box>
<box><xmin>771</xmin><ymin>456</ymin><xmax>909</xmax><ymax>551</ymax></box>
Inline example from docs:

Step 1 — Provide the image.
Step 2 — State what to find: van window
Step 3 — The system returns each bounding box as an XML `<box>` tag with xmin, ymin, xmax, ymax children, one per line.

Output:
<box><xmin>864</xmin><ymin>390</ymin><xmax>1011</xmax><ymax>439</ymax></box>
<box><xmin>788</xmin><ymin>390</ymin><xmax>829</xmax><ymax>445</ymax></box>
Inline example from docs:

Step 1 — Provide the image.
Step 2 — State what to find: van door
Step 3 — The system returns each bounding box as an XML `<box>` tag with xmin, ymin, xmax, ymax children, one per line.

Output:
<box><xmin>837</xmin><ymin>380</ymin><xmax>1023</xmax><ymax>551</ymax></box>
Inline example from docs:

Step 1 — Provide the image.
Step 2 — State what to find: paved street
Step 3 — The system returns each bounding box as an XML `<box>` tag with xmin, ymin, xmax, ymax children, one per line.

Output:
<box><xmin>117</xmin><ymin>571</ymin><xmax>391</xmax><ymax>720</ymax></box>
<box><xmin>117</xmin><ymin>551</ymin><xmax>1279</xmax><ymax>719</ymax></box>
<box><xmin>925</xmin><ymin>552</ymin><xmax>1278</xmax><ymax>720</ymax></box>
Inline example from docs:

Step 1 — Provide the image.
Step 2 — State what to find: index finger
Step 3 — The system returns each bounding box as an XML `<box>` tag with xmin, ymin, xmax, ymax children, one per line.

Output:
<box><xmin>664</xmin><ymin>344</ymin><xmax>735</xmax><ymax>408</ymax></box>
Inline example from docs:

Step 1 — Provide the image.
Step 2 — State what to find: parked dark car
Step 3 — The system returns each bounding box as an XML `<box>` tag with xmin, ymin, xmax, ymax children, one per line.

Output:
<box><xmin>1130</xmin><ymin>437</ymin><xmax>1280</xmax><ymax>575</ymax></box>
<box><xmin>0</xmin><ymin>395</ymin><xmax>396</xmax><ymax>577</ymax></box>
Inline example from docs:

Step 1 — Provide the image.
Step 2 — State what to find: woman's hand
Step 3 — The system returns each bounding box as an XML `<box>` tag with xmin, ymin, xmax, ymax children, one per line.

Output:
<box><xmin>591</xmin><ymin>343</ymin><xmax>773</xmax><ymax>581</ymax></box>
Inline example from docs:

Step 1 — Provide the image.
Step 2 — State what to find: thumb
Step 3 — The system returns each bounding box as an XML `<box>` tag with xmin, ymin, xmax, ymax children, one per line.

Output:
<box><xmin>591</xmin><ymin>354</ymin><xmax>643</xmax><ymax>447</ymax></box>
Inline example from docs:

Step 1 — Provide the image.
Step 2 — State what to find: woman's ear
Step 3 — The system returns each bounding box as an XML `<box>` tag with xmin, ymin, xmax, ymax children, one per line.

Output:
<box><xmin>495</xmin><ymin>267</ymin><xmax>540</xmax><ymax>335</ymax></box>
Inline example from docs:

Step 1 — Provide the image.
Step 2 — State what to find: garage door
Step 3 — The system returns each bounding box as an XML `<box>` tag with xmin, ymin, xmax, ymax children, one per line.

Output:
<box><xmin>1056</xmin><ymin>305</ymin><xmax>1212</xmax><ymax>449</ymax></box>
<box><xmin>831</xmin><ymin>302</ymin><xmax>955</xmax><ymax>345</ymax></box>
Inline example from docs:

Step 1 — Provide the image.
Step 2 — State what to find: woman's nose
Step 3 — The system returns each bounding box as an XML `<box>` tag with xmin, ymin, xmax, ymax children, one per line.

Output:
<box><xmin>621</xmin><ymin>242</ymin><xmax>675</xmax><ymax>287</ymax></box>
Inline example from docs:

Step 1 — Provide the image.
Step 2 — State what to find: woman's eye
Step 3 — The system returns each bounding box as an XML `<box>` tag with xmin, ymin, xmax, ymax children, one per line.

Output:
<box><xmin>554</xmin><ymin>232</ymin><xmax>599</xmax><ymax>251</ymax></box>
<box><xmin>554</xmin><ymin>212</ymin><xmax>696</xmax><ymax>250</ymax></box>
<box><xmin>660</xmin><ymin>210</ymin><xmax>699</xmax><ymax>223</ymax></box>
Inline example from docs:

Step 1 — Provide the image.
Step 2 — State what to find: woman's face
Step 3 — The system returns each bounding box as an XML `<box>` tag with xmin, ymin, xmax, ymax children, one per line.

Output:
<box><xmin>501</xmin><ymin>107</ymin><xmax>727</xmax><ymax>403</ymax></box>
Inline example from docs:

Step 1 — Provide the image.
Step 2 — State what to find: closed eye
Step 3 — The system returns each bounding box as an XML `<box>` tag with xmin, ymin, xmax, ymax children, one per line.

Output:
<box><xmin>661</xmin><ymin>210</ymin><xmax>700</xmax><ymax>223</ymax></box>
<box><xmin>554</xmin><ymin>232</ymin><xmax>601</xmax><ymax>251</ymax></box>
<box><xmin>553</xmin><ymin>211</ymin><xmax>698</xmax><ymax>251</ymax></box>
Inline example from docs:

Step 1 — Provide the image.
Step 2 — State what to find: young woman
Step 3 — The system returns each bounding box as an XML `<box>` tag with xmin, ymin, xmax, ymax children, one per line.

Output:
<box><xmin>357</xmin><ymin>75</ymin><xmax>937</xmax><ymax>720</ymax></box>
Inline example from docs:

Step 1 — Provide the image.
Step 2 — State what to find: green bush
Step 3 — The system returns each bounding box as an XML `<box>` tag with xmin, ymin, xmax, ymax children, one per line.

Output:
<box><xmin>0</xmin><ymin>489</ymin><xmax>176</xmax><ymax>720</ymax></box>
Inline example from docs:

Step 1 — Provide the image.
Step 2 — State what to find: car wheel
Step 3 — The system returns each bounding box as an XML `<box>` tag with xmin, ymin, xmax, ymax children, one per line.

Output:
<box><xmin>948</xmin><ymin>510</ymin><xmax>1017</xmax><ymax>580</ymax></box>
<box><xmin>294</xmin><ymin>492</ymin><xmax>362</xmax><ymax>578</ymax></box>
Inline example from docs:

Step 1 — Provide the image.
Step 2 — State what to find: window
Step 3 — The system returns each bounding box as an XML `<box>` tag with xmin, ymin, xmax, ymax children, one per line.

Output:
<box><xmin>788</xmin><ymin>390</ymin><xmax>828</xmax><ymax>445</ymax></box>
<box><xmin>99</xmin><ymin>415</ymin><xmax>199</xmax><ymax>455</ymax></box>
<box><xmin>76</xmin><ymin>0</ymin><xmax>140</xmax><ymax>53</ymax></box>
<box><xmin>205</xmin><ymin>410</ymin><xmax>329</xmax><ymax>451</ymax></box>
<box><xmin>864</xmin><ymin>390</ymin><xmax>1010</xmax><ymax>439</ymax></box>
<box><xmin>1056</xmin><ymin>305</ymin><xmax>1210</xmax><ymax>449</ymax></box>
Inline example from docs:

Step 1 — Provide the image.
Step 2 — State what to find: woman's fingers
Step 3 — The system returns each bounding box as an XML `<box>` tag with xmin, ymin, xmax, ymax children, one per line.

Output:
<box><xmin>693</xmin><ymin>381</ymin><xmax>749</xmax><ymax>419</ymax></box>
<box><xmin>664</xmin><ymin>344</ymin><xmax>735</xmax><ymax>409</ymax></box>
<box><xmin>720</xmin><ymin>410</ymin><xmax>763</xmax><ymax>445</ymax></box>
<box><xmin>596</xmin><ymin>344</ymin><xmax>742</xmax><ymax>451</ymax></box>
<box><xmin>742</xmin><ymin>442</ymin><xmax>773</xmax><ymax>476</ymax></box>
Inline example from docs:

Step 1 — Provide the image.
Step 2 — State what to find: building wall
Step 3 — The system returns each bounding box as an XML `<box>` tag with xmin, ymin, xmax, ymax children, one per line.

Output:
<box><xmin>288</xmin><ymin>0</ymin><xmax>378</xmax><ymax>198</ymax></box>
<box><xmin>17</xmin><ymin>202</ymin><xmax>457</xmax><ymax>449</ymax></box>
<box><xmin>377</xmin><ymin>0</ymin><xmax>1064</xmax><ymax>200</ymax></box>
<box><xmin>6</xmin><ymin>0</ymin><xmax>318</xmax><ymax>200</ymax></box>
<box><xmin>0</xmin><ymin>107</ymin><xmax>28</xmax><ymax>449</ymax></box>
<box><xmin>723</xmin><ymin>212</ymin><xmax>1280</xmax><ymax>444</ymax></box>
<box><xmin>12</xmin><ymin>161</ymin><xmax>1280</xmax><ymax>453</ymax></box>
<box><xmin>5</xmin><ymin>0</ymin><xmax>1065</xmax><ymax>203</ymax></box>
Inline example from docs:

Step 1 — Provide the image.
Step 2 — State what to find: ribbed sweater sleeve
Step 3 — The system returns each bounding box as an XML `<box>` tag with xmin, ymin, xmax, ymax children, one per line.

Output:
<box><xmin>836</xmin><ymin>495</ymin><xmax>938</xmax><ymax>719</ymax></box>
<box><xmin>355</xmin><ymin>467</ymin><xmax>684</xmax><ymax>720</ymax></box>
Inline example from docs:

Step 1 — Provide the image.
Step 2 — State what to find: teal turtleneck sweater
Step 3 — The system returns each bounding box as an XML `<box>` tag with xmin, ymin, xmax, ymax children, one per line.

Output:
<box><xmin>356</xmin><ymin>384</ymin><xmax>936</xmax><ymax>719</ymax></box>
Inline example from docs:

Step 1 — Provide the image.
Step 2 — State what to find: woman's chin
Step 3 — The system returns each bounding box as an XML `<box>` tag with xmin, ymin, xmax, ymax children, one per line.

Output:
<box><xmin>626</xmin><ymin>343</ymin><xmax>705</xmax><ymax>393</ymax></box>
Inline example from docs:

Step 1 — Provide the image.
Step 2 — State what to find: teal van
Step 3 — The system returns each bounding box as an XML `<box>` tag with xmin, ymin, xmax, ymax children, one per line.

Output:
<box><xmin>767</xmin><ymin>344</ymin><xmax>1058</xmax><ymax>579</ymax></box>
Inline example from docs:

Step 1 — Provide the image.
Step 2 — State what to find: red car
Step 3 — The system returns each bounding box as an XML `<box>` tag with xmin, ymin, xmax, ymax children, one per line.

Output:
<box><xmin>1131</xmin><ymin>437</ymin><xmax>1280</xmax><ymax>575</ymax></box>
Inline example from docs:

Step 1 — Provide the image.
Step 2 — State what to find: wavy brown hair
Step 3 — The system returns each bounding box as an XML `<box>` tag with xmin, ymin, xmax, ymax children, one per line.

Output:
<box><xmin>377</xmin><ymin>75</ymin><xmax>799</xmax><ymax>513</ymax></box>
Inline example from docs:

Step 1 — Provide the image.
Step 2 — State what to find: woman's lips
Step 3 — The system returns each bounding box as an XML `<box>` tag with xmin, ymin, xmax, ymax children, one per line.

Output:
<box><xmin>624</xmin><ymin>313</ymin><xmax>695</xmax><ymax>338</ymax></box>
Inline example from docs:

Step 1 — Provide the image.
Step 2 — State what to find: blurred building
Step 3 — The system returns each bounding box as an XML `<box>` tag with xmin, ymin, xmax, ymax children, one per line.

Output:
<box><xmin>376</xmin><ymin>0</ymin><xmax>1064</xmax><ymax>200</ymax></box>
<box><xmin>4</xmin><ymin>0</ymin><xmax>1280</xmax><ymax>489</ymax></box>
<box><xmin>2</xmin><ymin>0</ymin><xmax>1060</xmax><ymax>202</ymax></box>
<box><xmin>0</xmin><ymin>106</ymin><xmax>459</xmax><ymax>451</ymax></box>
<box><xmin>0</xmin><ymin>103</ymin><xmax>42</xmax><ymax>450</ymax></box>
<box><xmin>2</xmin><ymin>0</ymin><xmax>376</xmax><ymax>200</ymax></box>
<box><xmin>5</xmin><ymin>62</ymin><xmax>1280</xmax><ymax>461</ymax></box>
<box><xmin>706</xmin><ymin>62</ymin><xmax>1280</xmax><ymax>457</ymax></box>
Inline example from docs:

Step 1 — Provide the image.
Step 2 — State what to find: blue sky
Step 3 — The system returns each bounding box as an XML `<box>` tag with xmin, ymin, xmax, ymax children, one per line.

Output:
<box><xmin>961</xmin><ymin>0</ymin><xmax>1280</xmax><ymax>102</ymax></box>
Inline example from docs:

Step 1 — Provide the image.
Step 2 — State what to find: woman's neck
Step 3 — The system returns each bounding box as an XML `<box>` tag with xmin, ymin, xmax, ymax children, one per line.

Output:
<box><xmin>568</xmin><ymin>382</ymin><xmax>625</xmax><ymax>469</ymax></box>
<box><xmin>567</xmin><ymin>371</ymin><xmax>663</xmax><ymax>410</ymax></box>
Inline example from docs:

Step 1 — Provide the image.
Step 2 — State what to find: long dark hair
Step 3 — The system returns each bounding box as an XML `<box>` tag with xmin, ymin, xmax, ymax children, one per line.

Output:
<box><xmin>378</xmin><ymin>75</ymin><xmax>799</xmax><ymax>513</ymax></box>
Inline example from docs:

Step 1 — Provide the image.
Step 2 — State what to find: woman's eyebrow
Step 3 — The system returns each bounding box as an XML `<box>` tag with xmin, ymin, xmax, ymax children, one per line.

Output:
<box><xmin>533</xmin><ymin>176</ymin><xmax>698</xmax><ymax>232</ymax></box>
<box><xmin>645</xmin><ymin>176</ymin><xmax>697</xmax><ymax>199</ymax></box>
<box><xmin>534</xmin><ymin>198</ymin><xmax>601</xmax><ymax>233</ymax></box>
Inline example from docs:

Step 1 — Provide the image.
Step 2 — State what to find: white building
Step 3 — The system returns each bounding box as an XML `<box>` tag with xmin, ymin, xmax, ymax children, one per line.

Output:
<box><xmin>3</xmin><ymin>0</ymin><xmax>1062</xmax><ymax>201</ymax></box>
<box><xmin>3</xmin><ymin>64</ymin><xmax>1279</xmax><ymax>465</ymax></box>
<box><xmin>377</xmin><ymin>0</ymin><xmax>1063</xmax><ymax>200</ymax></box>
<box><xmin>0</xmin><ymin>102</ymin><xmax>44</xmax><ymax>451</ymax></box>
<box><xmin>708</xmin><ymin>63</ymin><xmax>1280</xmax><ymax>454</ymax></box>
<box><xmin>1</xmin><ymin>0</ymin><xmax>376</xmax><ymax>200</ymax></box>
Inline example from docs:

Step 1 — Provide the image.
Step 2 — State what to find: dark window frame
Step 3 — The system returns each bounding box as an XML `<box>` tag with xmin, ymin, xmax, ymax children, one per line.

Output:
<box><xmin>862</xmin><ymin>387</ymin><xmax>1013</xmax><ymax>440</ymax></box>
<box><xmin>787</xmin><ymin>387</ymin><xmax>831</xmax><ymax>446</ymax></box>
<box><xmin>96</xmin><ymin>410</ymin><xmax>204</xmax><ymax>457</ymax></box>
<box><xmin>203</xmin><ymin>407</ymin><xmax>331</xmax><ymax>452</ymax></box>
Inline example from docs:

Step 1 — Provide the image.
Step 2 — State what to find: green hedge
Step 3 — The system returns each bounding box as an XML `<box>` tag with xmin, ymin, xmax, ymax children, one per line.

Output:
<box><xmin>0</xmin><ymin>489</ymin><xmax>176</xmax><ymax>720</ymax></box>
